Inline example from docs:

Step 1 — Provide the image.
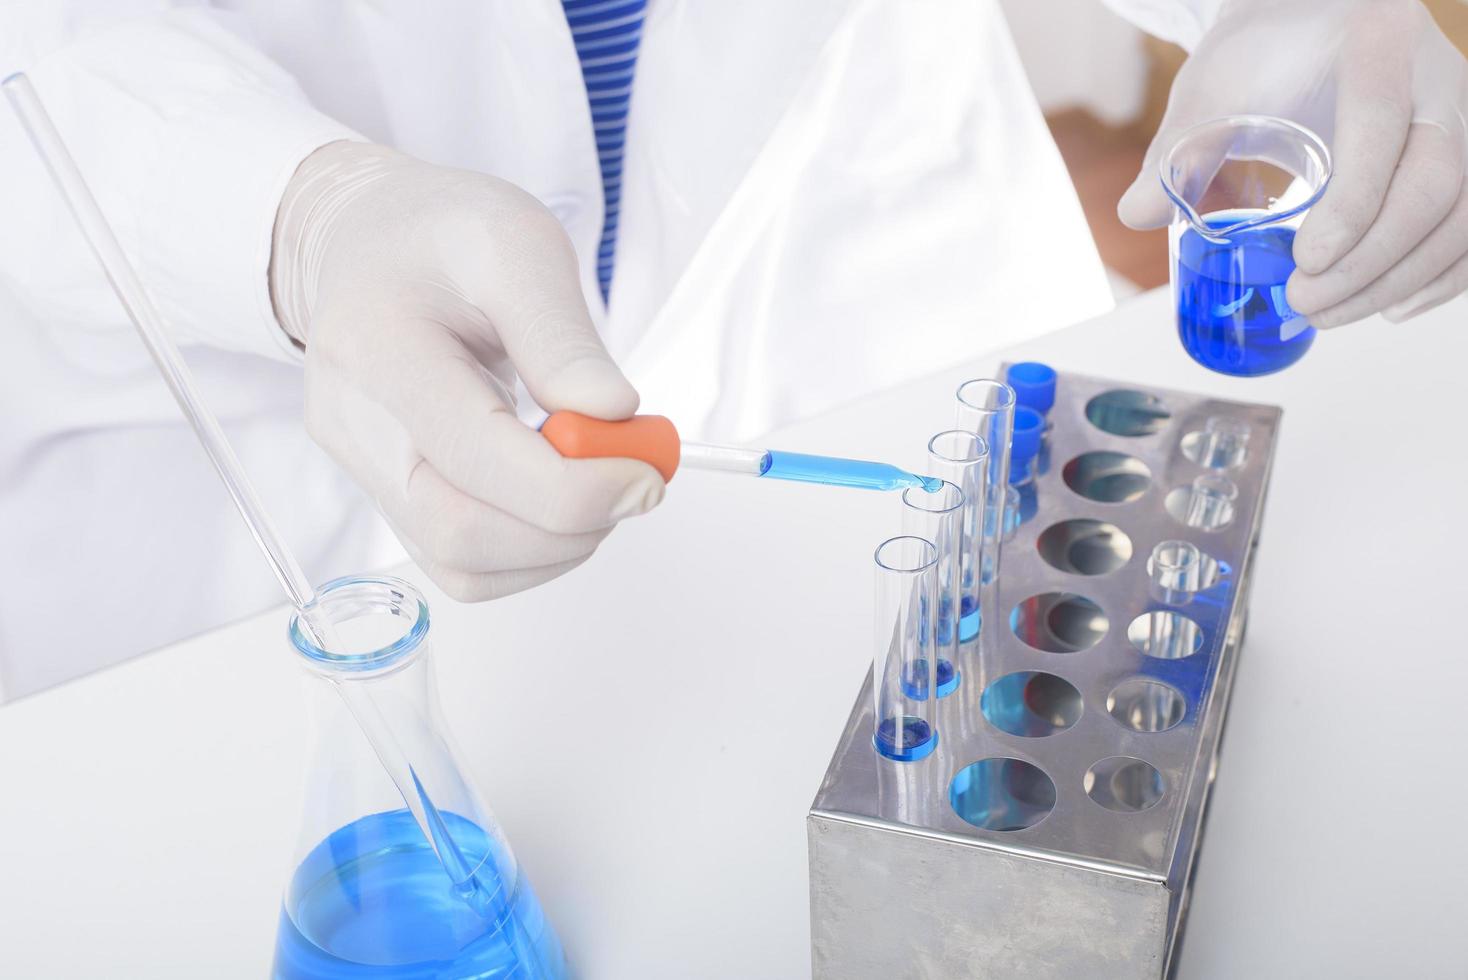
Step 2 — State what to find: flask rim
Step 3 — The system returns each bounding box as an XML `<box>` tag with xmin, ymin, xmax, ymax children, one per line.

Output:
<box><xmin>289</xmin><ymin>575</ymin><xmax>431</xmax><ymax>674</ymax></box>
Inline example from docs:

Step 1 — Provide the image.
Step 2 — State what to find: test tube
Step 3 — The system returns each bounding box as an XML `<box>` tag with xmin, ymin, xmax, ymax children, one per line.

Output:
<box><xmin>955</xmin><ymin>380</ymin><xmax>1016</xmax><ymax>586</ymax></box>
<box><xmin>901</xmin><ymin>481</ymin><xmax>965</xmax><ymax>698</ymax></box>
<box><xmin>1184</xmin><ymin>473</ymin><xmax>1239</xmax><ymax>530</ymax></box>
<box><xmin>1003</xmin><ymin>485</ymin><xmax>1022</xmax><ymax>541</ymax></box>
<box><xmin>1150</xmin><ymin>539</ymin><xmax>1203</xmax><ymax>606</ymax></box>
<box><xmin>1199</xmin><ymin>416</ymin><xmax>1250</xmax><ymax>469</ymax></box>
<box><xmin>873</xmin><ymin>536</ymin><xmax>940</xmax><ymax>762</ymax></box>
<box><xmin>926</xmin><ymin>430</ymin><xmax>989</xmax><ymax>644</ymax></box>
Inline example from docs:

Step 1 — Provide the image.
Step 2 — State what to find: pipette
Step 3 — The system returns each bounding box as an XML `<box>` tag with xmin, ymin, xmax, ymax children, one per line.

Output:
<box><xmin>542</xmin><ymin>412</ymin><xmax>942</xmax><ymax>492</ymax></box>
<box><xmin>2</xmin><ymin>71</ymin><xmax>476</xmax><ymax>892</ymax></box>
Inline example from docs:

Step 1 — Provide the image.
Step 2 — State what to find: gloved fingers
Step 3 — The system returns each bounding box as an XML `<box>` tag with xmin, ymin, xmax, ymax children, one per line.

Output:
<box><xmin>1289</xmin><ymin>121</ymin><xmax>1466</xmax><ymax>320</ymax></box>
<box><xmin>1383</xmin><ymin>248</ymin><xmax>1468</xmax><ymax>322</ymax></box>
<box><xmin>386</xmin><ymin>454</ymin><xmax>614</xmax><ymax>572</ymax></box>
<box><xmin>1298</xmin><ymin>174</ymin><xmax>1468</xmax><ymax>328</ymax></box>
<box><xmin>1294</xmin><ymin>4</ymin><xmax>1417</xmax><ymax>274</ymax></box>
<box><xmin>1117</xmin><ymin>70</ymin><xmax>1226</xmax><ymax>231</ymax></box>
<box><xmin>449</xmin><ymin>185</ymin><xmax>640</xmax><ymax>419</ymax></box>
<box><xmin>399</xmin><ymin>534</ymin><xmax>596</xmax><ymax>603</ymax></box>
<box><xmin>331</xmin><ymin>308</ymin><xmax>665</xmax><ymax>536</ymax></box>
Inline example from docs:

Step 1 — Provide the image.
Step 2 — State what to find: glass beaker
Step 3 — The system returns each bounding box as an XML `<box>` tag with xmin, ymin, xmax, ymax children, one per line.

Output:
<box><xmin>273</xmin><ymin>575</ymin><xmax>567</xmax><ymax>979</ymax></box>
<box><xmin>1163</xmin><ymin>115</ymin><xmax>1332</xmax><ymax>376</ymax></box>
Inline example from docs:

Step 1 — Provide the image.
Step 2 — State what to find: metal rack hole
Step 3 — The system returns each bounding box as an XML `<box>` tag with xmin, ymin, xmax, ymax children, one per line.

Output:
<box><xmin>980</xmin><ymin>671</ymin><xmax>1083</xmax><ymax>737</ymax></box>
<box><xmin>1106</xmin><ymin>679</ymin><xmax>1187</xmax><ymax>732</ymax></box>
<box><xmin>1062</xmin><ymin>451</ymin><xmax>1153</xmax><ymax>503</ymax></box>
<box><xmin>1085</xmin><ymin>390</ymin><xmax>1171</xmax><ymax>437</ymax></box>
<box><xmin>1037</xmin><ymin>519</ymin><xmax>1133</xmax><ymax>576</ymax></box>
<box><xmin>950</xmin><ymin>758</ymin><xmax>1056</xmax><ymax>831</ymax></box>
<box><xmin>1010</xmin><ymin>593</ymin><xmax>1109</xmax><ymax>653</ymax></box>
<box><xmin>1085</xmin><ymin>757</ymin><xmax>1165</xmax><ymax>812</ymax></box>
<box><xmin>1126</xmin><ymin>611</ymin><xmax>1204</xmax><ymax>659</ymax></box>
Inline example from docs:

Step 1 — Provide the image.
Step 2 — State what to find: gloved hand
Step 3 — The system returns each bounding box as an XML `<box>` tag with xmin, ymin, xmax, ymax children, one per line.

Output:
<box><xmin>1120</xmin><ymin>0</ymin><xmax>1468</xmax><ymax>327</ymax></box>
<box><xmin>271</xmin><ymin>141</ymin><xmax>664</xmax><ymax>600</ymax></box>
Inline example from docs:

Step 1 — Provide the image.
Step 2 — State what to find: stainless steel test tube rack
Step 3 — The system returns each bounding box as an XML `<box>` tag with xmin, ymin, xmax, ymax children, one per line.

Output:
<box><xmin>808</xmin><ymin>369</ymin><xmax>1280</xmax><ymax>979</ymax></box>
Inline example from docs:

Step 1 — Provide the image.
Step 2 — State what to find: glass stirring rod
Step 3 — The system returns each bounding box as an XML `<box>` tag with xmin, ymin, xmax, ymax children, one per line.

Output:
<box><xmin>542</xmin><ymin>412</ymin><xmax>942</xmax><ymax>492</ymax></box>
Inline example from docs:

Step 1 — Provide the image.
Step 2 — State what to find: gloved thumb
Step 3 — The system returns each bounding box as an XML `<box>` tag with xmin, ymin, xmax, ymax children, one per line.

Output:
<box><xmin>1117</xmin><ymin>134</ymin><xmax>1178</xmax><ymax>231</ymax></box>
<box><xmin>1118</xmin><ymin>80</ymin><xmax>1226</xmax><ymax>231</ymax></box>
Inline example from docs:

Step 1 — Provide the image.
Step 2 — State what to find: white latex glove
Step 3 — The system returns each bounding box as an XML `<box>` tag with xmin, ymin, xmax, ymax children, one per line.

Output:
<box><xmin>271</xmin><ymin>141</ymin><xmax>664</xmax><ymax>600</ymax></box>
<box><xmin>1121</xmin><ymin>0</ymin><xmax>1468</xmax><ymax>327</ymax></box>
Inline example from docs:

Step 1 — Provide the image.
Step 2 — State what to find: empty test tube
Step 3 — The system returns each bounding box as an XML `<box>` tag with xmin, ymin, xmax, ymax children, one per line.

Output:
<box><xmin>873</xmin><ymin>536</ymin><xmax>940</xmax><ymax>762</ymax></box>
<box><xmin>1003</xmin><ymin>485</ymin><xmax>1023</xmax><ymax>541</ymax></box>
<box><xmin>1150</xmin><ymin>539</ymin><xmax>1203</xmax><ymax>606</ymax></box>
<box><xmin>1184</xmin><ymin>473</ymin><xmax>1239</xmax><ymax>530</ymax></box>
<box><xmin>926</xmin><ymin>431</ymin><xmax>989</xmax><ymax>644</ymax></box>
<box><xmin>1199</xmin><ymin>416</ymin><xmax>1250</xmax><ymax>469</ymax></box>
<box><xmin>955</xmin><ymin>380</ymin><xmax>1016</xmax><ymax>586</ymax></box>
<box><xmin>901</xmin><ymin>481</ymin><xmax>965</xmax><ymax>698</ymax></box>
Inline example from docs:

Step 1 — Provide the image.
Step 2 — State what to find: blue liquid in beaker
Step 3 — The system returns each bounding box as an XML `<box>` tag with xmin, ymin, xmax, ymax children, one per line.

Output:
<box><xmin>273</xmin><ymin>809</ymin><xmax>566</xmax><ymax>979</ymax></box>
<box><xmin>874</xmin><ymin>716</ymin><xmax>937</xmax><ymax>762</ymax></box>
<box><xmin>1176</xmin><ymin>215</ymin><xmax>1314</xmax><ymax>376</ymax></box>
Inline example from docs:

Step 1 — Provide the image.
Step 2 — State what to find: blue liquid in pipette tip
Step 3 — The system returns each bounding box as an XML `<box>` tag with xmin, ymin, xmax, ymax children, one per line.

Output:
<box><xmin>874</xmin><ymin>716</ymin><xmax>937</xmax><ymax>762</ymax></box>
<box><xmin>273</xmin><ymin>809</ymin><xmax>566</xmax><ymax>979</ymax></box>
<box><xmin>761</xmin><ymin>451</ymin><xmax>941</xmax><ymax>493</ymax></box>
<box><xmin>1176</xmin><ymin>214</ymin><xmax>1315</xmax><ymax>376</ymax></box>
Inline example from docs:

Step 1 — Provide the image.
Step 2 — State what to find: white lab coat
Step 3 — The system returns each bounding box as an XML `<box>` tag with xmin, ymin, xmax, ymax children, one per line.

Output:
<box><xmin>0</xmin><ymin>0</ymin><xmax>1222</xmax><ymax>699</ymax></box>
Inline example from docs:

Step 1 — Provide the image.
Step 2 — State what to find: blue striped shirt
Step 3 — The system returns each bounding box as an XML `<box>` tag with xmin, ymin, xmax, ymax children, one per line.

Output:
<box><xmin>562</xmin><ymin>0</ymin><xmax>648</xmax><ymax>303</ymax></box>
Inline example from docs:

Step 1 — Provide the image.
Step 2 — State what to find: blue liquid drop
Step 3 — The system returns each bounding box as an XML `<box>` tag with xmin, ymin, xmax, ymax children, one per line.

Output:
<box><xmin>874</xmin><ymin>716</ymin><xmax>937</xmax><ymax>762</ymax></box>
<box><xmin>273</xmin><ymin>809</ymin><xmax>566</xmax><ymax>979</ymax></box>
<box><xmin>1176</xmin><ymin>216</ymin><xmax>1315</xmax><ymax>376</ymax></box>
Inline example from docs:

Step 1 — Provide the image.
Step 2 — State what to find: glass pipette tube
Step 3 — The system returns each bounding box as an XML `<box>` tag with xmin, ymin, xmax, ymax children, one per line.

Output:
<box><xmin>661</xmin><ymin>440</ymin><xmax>943</xmax><ymax>492</ymax></box>
<box><xmin>541</xmin><ymin>411</ymin><xmax>942</xmax><ymax>493</ymax></box>
<box><xmin>2</xmin><ymin>72</ymin><xmax>476</xmax><ymax>893</ymax></box>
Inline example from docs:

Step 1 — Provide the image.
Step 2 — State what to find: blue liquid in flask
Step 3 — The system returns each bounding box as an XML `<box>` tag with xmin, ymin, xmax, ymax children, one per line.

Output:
<box><xmin>1176</xmin><ymin>214</ymin><xmax>1314</xmax><ymax>376</ymax></box>
<box><xmin>273</xmin><ymin>809</ymin><xmax>566</xmax><ymax>979</ymax></box>
<box><xmin>874</xmin><ymin>716</ymin><xmax>937</xmax><ymax>762</ymax></box>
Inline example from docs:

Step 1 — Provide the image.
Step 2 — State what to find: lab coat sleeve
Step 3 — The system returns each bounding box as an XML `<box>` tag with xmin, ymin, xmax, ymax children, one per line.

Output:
<box><xmin>0</xmin><ymin>6</ymin><xmax>361</xmax><ymax>362</ymax></box>
<box><xmin>1097</xmin><ymin>0</ymin><xmax>1228</xmax><ymax>50</ymax></box>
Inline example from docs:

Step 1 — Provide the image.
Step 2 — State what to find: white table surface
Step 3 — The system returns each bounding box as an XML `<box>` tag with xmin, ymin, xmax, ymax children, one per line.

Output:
<box><xmin>3</xmin><ymin>288</ymin><xmax>1466</xmax><ymax>979</ymax></box>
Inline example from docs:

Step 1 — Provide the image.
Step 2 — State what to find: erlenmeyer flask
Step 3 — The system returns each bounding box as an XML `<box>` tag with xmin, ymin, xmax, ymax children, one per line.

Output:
<box><xmin>1162</xmin><ymin>115</ymin><xmax>1332</xmax><ymax>376</ymax></box>
<box><xmin>272</xmin><ymin>575</ymin><xmax>567</xmax><ymax>979</ymax></box>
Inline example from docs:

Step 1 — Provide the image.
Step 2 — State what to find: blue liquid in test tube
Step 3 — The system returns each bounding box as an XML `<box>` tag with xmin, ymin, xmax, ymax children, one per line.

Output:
<box><xmin>874</xmin><ymin>716</ymin><xmax>937</xmax><ymax>762</ymax></box>
<box><xmin>1176</xmin><ymin>215</ymin><xmax>1315</xmax><ymax>376</ymax></box>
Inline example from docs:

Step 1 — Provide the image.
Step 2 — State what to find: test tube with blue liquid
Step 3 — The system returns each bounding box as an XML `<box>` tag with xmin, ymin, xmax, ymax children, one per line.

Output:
<box><xmin>926</xmin><ymin>431</ymin><xmax>989</xmax><ymax>644</ymax></box>
<box><xmin>872</xmin><ymin>536</ymin><xmax>940</xmax><ymax>762</ymax></box>
<box><xmin>901</xmin><ymin>481</ymin><xmax>965</xmax><ymax>698</ymax></box>
<box><xmin>1163</xmin><ymin>115</ymin><xmax>1332</xmax><ymax>376</ymax></box>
